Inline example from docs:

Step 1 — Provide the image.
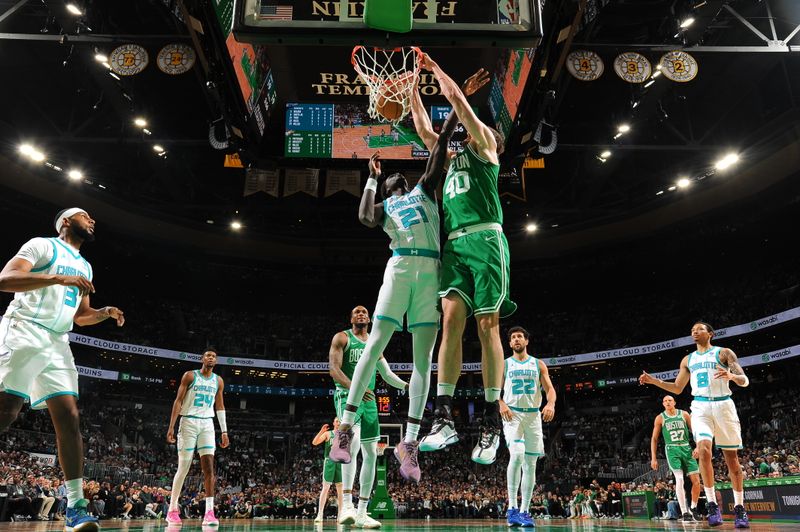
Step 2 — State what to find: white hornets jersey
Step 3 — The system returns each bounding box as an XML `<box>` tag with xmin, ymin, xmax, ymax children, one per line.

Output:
<box><xmin>688</xmin><ymin>346</ymin><xmax>732</xmax><ymax>398</ymax></box>
<box><xmin>503</xmin><ymin>355</ymin><xmax>543</xmax><ymax>410</ymax></box>
<box><xmin>181</xmin><ymin>370</ymin><xmax>219</xmax><ymax>418</ymax></box>
<box><xmin>3</xmin><ymin>237</ymin><xmax>93</xmax><ymax>334</ymax></box>
<box><xmin>382</xmin><ymin>185</ymin><xmax>440</xmax><ymax>256</ymax></box>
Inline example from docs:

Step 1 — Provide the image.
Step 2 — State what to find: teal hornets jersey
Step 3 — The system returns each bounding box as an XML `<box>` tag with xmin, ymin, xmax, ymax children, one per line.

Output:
<box><xmin>502</xmin><ymin>355</ymin><xmax>542</xmax><ymax>410</ymax></box>
<box><xmin>382</xmin><ymin>185</ymin><xmax>440</xmax><ymax>254</ymax></box>
<box><xmin>442</xmin><ymin>144</ymin><xmax>502</xmax><ymax>234</ymax></box>
<box><xmin>181</xmin><ymin>370</ymin><xmax>219</xmax><ymax>418</ymax></box>
<box><xmin>3</xmin><ymin>237</ymin><xmax>93</xmax><ymax>334</ymax></box>
<box><xmin>688</xmin><ymin>346</ymin><xmax>731</xmax><ymax>398</ymax></box>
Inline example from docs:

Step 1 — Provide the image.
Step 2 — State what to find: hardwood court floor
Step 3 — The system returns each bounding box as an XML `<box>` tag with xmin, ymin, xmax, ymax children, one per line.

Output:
<box><xmin>4</xmin><ymin>517</ymin><xmax>798</xmax><ymax>531</ymax></box>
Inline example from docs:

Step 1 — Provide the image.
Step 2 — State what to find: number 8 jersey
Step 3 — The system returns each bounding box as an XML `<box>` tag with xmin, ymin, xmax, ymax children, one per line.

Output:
<box><xmin>383</xmin><ymin>185</ymin><xmax>440</xmax><ymax>254</ymax></box>
<box><xmin>181</xmin><ymin>370</ymin><xmax>219</xmax><ymax>418</ymax></box>
<box><xmin>688</xmin><ymin>346</ymin><xmax>731</xmax><ymax>398</ymax></box>
<box><xmin>3</xmin><ymin>237</ymin><xmax>93</xmax><ymax>334</ymax></box>
<box><xmin>503</xmin><ymin>355</ymin><xmax>542</xmax><ymax>410</ymax></box>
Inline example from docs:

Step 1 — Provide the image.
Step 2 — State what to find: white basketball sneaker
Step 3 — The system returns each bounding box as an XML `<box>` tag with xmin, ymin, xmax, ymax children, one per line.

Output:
<box><xmin>355</xmin><ymin>513</ymin><xmax>382</xmax><ymax>528</ymax></box>
<box><xmin>419</xmin><ymin>404</ymin><xmax>459</xmax><ymax>452</ymax></box>
<box><xmin>339</xmin><ymin>505</ymin><xmax>357</xmax><ymax>525</ymax></box>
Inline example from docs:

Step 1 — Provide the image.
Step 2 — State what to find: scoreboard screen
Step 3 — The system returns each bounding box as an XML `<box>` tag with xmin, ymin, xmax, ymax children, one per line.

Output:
<box><xmin>285</xmin><ymin>103</ymin><xmax>334</xmax><ymax>158</ymax></box>
<box><xmin>377</xmin><ymin>395</ymin><xmax>392</xmax><ymax>416</ymax></box>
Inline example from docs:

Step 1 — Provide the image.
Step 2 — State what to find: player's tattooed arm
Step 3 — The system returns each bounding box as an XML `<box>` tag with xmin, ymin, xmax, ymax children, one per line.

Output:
<box><xmin>73</xmin><ymin>295</ymin><xmax>124</xmax><ymax>327</ymax></box>
<box><xmin>715</xmin><ymin>348</ymin><xmax>749</xmax><ymax>387</ymax></box>
<box><xmin>538</xmin><ymin>359</ymin><xmax>557</xmax><ymax>422</ymax></box>
<box><xmin>639</xmin><ymin>355</ymin><xmax>690</xmax><ymax>394</ymax></box>
<box><xmin>650</xmin><ymin>415</ymin><xmax>662</xmax><ymax>470</ymax></box>
<box><xmin>328</xmin><ymin>332</ymin><xmax>352</xmax><ymax>389</ymax></box>
<box><xmin>358</xmin><ymin>151</ymin><xmax>385</xmax><ymax>228</ymax></box>
<box><xmin>166</xmin><ymin>371</ymin><xmax>193</xmax><ymax>443</ymax></box>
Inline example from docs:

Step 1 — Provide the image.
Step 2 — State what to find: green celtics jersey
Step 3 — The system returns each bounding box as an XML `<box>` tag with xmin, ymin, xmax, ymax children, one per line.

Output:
<box><xmin>661</xmin><ymin>409</ymin><xmax>690</xmax><ymax>445</ymax></box>
<box><xmin>335</xmin><ymin>329</ymin><xmax>376</xmax><ymax>391</ymax></box>
<box><xmin>442</xmin><ymin>144</ymin><xmax>502</xmax><ymax>234</ymax></box>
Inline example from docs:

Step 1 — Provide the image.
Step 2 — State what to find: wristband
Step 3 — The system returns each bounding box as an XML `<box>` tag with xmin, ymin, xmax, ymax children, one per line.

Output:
<box><xmin>216</xmin><ymin>410</ymin><xmax>227</xmax><ymax>433</ymax></box>
<box><xmin>365</xmin><ymin>177</ymin><xmax>378</xmax><ymax>193</ymax></box>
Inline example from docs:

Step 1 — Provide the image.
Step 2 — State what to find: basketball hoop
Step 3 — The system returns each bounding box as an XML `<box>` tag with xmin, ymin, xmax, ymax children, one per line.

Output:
<box><xmin>351</xmin><ymin>46</ymin><xmax>423</xmax><ymax>124</ymax></box>
<box><xmin>376</xmin><ymin>442</ymin><xmax>388</xmax><ymax>457</ymax></box>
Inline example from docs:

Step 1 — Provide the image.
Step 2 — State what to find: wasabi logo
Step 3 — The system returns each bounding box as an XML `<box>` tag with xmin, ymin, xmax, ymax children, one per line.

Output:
<box><xmin>549</xmin><ymin>358</ymin><xmax>558</xmax><ymax>365</ymax></box>
<box><xmin>750</xmin><ymin>322</ymin><xmax>758</xmax><ymax>331</ymax></box>
<box><xmin>179</xmin><ymin>352</ymin><xmax>187</xmax><ymax>359</ymax></box>
<box><xmin>228</xmin><ymin>357</ymin><xmax>235</xmax><ymax>364</ymax></box>
<box><xmin>762</xmin><ymin>354</ymin><xmax>770</xmax><ymax>363</ymax></box>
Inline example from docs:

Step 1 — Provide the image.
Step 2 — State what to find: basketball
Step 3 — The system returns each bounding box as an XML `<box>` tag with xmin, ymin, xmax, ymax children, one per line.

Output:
<box><xmin>376</xmin><ymin>86</ymin><xmax>403</xmax><ymax>121</ymax></box>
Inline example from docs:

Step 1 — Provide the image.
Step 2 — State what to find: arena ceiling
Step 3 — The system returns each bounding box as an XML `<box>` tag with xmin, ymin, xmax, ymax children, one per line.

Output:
<box><xmin>0</xmin><ymin>0</ymin><xmax>799</xmax><ymax>254</ymax></box>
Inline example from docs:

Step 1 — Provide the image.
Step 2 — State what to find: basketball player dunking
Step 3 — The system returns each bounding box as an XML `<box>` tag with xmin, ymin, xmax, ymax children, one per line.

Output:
<box><xmin>650</xmin><ymin>395</ymin><xmax>702</xmax><ymax>522</ymax></box>
<box><xmin>640</xmin><ymin>322</ymin><xmax>750</xmax><ymax>528</ymax></box>
<box><xmin>499</xmin><ymin>327</ymin><xmax>556</xmax><ymax>528</ymax></box>
<box><xmin>166</xmin><ymin>349</ymin><xmax>229</xmax><ymax>527</ymax></box>
<box><xmin>328</xmin><ymin>306</ymin><xmax>407</xmax><ymax>528</ymax></box>
<box><xmin>0</xmin><ymin>208</ymin><xmax>124</xmax><ymax>532</ymax></box>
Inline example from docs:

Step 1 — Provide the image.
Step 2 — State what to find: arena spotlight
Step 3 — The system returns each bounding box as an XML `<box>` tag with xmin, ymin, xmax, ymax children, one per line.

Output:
<box><xmin>18</xmin><ymin>144</ymin><xmax>35</xmax><ymax>156</ymax></box>
<box><xmin>644</xmin><ymin>80</ymin><xmax>656</xmax><ymax>88</ymax></box>
<box><xmin>677</xmin><ymin>177</ymin><xmax>691</xmax><ymax>189</ymax></box>
<box><xmin>134</xmin><ymin>118</ymin><xmax>147</xmax><ymax>127</ymax></box>
<box><xmin>67</xmin><ymin>170</ymin><xmax>83</xmax><ymax>181</ymax></box>
<box><xmin>600</xmin><ymin>150</ymin><xmax>611</xmax><ymax>158</ymax></box>
<box><xmin>66</xmin><ymin>4</ymin><xmax>82</xmax><ymax>15</ymax></box>
<box><xmin>652</xmin><ymin>70</ymin><xmax>662</xmax><ymax>78</ymax></box>
<box><xmin>525</xmin><ymin>223</ymin><xmax>538</xmax><ymax>233</ymax></box>
<box><xmin>668</xmin><ymin>185</ymin><xmax>677</xmax><ymax>191</ymax></box>
<box><xmin>30</xmin><ymin>150</ymin><xmax>46</xmax><ymax>162</ymax></box>
<box><xmin>231</xmin><ymin>221</ymin><xmax>243</xmax><ymax>231</ymax></box>
<box><xmin>617</xmin><ymin>124</ymin><xmax>631</xmax><ymax>134</ymax></box>
<box><xmin>679</xmin><ymin>17</ymin><xmax>695</xmax><ymax>28</ymax></box>
<box><xmin>94</xmin><ymin>53</ymin><xmax>108</xmax><ymax>63</ymax></box>
<box><xmin>715</xmin><ymin>153</ymin><xmax>740</xmax><ymax>170</ymax></box>
<box><xmin>153</xmin><ymin>145</ymin><xmax>165</xmax><ymax>153</ymax></box>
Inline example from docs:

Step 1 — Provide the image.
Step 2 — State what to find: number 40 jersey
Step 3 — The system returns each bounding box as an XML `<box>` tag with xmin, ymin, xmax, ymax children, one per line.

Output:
<box><xmin>382</xmin><ymin>185</ymin><xmax>440</xmax><ymax>254</ymax></box>
<box><xmin>181</xmin><ymin>370</ymin><xmax>219</xmax><ymax>418</ymax></box>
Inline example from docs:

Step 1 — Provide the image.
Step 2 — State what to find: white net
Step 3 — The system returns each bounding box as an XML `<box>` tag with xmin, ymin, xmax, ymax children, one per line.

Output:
<box><xmin>351</xmin><ymin>46</ymin><xmax>423</xmax><ymax>125</ymax></box>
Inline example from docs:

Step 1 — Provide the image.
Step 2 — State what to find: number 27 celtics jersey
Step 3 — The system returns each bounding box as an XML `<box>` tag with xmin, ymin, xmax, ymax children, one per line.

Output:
<box><xmin>181</xmin><ymin>370</ymin><xmax>219</xmax><ymax>418</ymax></box>
<box><xmin>661</xmin><ymin>410</ymin><xmax>690</xmax><ymax>446</ymax></box>
<box><xmin>382</xmin><ymin>185</ymin><xmax>440</xmax><ymax>254</ymax></box>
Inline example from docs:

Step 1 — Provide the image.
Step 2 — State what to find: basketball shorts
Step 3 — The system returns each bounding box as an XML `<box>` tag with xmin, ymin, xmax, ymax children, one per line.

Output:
<box><xmin>177</xmin><ymin>416</ymin><xmax>216</xmax><ymax>457</ymax></box>
<box><xmin>690</xmin><ymin>398</ymin><xmax>742</xmax><ymax>449</ymax></box>
<box><xmin>373</xmin><ymin>255</ymin><xmax>440</xmax><ymax>331</ymax></box>
<box><xmin>439</xmin><ymin>227</ymin><xmax>516</xmax><ymax>318</ymax></box>
<box><xmin>0</xmin><ymin>317</ymin><xmax>79</xmax><ymax>410</ymax></box>
<box><xmin>666</xmin><ymin>444</ymin><xmax>700</xmax><ymax>474</ymax></box>
<box><xmin>502</xmin><ymin>408</ymin><xmax>544</xmax><ymax>456</ymax></box>
<box><xmin>322</xmin><ymin>457</ymin><xmax>343</xmax><ymax>484</ymax></box>
<box><xmin>333</xmin><ymin>388</ymin><xmax>380</xmax><ymax>443</ymax></box>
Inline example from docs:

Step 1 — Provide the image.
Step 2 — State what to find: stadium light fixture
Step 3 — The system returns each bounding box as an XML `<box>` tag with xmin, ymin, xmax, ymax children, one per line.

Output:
<box><xmin>715</xmin><ymin>153</ymin><xmax>740</xmax><ymax>170</ymax></box>
<box><xmin>644</xmin><ymin>80</ymin><xmax>656</xmax><ymax>88</ymax></box>
<box><xmin>153</xmin><ymin>145</ymin><xmax>165</xmax><ymax>153</ymax></box>
<box><xmin>134</xmin><ymin>117</ymin><xmax>147</xmax><ymax>127</ymax></box>
<box><xmin>94</xmin><ymin>53</ymin><xmax>108</xmax><ymax>63</ymax></box>
<box><xmin>67</xmin><ymin>170</ymin><xmax>83</xmax><ymax>181</ymax></box>
<box><xmin>617</xmin><ymin>124</ymin><xmax>631</xmax><ymax>134</ymax></box>
<box><xmin>525</xmin><ymin>223</ymin><xmax>538</xmax><ymax>233</ymax></box>
<box><xmin>18</xmin><ymin>144</ymin><xmax>34</xmax><ymax>156</ymax></box>
<box><xmin>66</xmin><ymin>4</ymin><xmax>82</xmax><ymax>15</ymax></box>
<box><xmin>600</xmin><ymin>150</ymin><xmax>611</xmax><ymax>158</ymax></box>
<box><xmin>30</xmin><ymin>150</ymin><xmax>45</xmax><ymax>162</ymax></box>
<box><xmin>677</xmin><ymin>177</ymin><xmax>691</xmax><ymax>189</ymax></box>
<box><xmin>652</xmin><ymin>70</ymin><xmax>662</xmax><ymax>78</ymax></box>
<box><xmin>668</xmin><ymin>185</ymin><xmax>677</xmax><ymax>191</ymax></box>
<box><xmin>656</xmin><ymin>190</ymin><xmax>664</xmax><ymax>196</ymax></box>
<box><xmin>231</xmin><ymin>221</ymin><xmax>243</xmax><ymax>231</ymax></box>
<box><xmin>680</xmin><ymin>17</ymin><xmax>695</xmax><ymax>28</ymax></box>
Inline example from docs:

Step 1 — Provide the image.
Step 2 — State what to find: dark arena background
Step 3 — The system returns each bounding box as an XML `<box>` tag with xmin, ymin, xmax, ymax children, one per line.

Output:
<box><xmin>1</xmin><ymin>0</ymin><xmax>800</xmax><ymax>531</ymax></box>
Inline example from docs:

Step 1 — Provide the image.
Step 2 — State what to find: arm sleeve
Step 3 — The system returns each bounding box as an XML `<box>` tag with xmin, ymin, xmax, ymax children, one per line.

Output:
<box><xmin>14</xmin><ymin>238</ymin><xmax>53</xmax><ymax>270</ymax></box>
<box><xmin>376</xmin><ymin>358</ymin><xmax>406</xmax><ymax>389</ymax></box>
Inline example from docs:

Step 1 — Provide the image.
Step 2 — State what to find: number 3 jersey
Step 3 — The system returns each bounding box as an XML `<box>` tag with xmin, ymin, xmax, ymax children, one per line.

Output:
<box><xmin>503</xmin><ymin>355</ymin><xmax>543</xmax><ymax>410</ymax></box>
<box><xmin>3</xmin><ymin>237</ymin><xmax>93</xmax><ymax>334</ymax></box>
<box><xmin>382</xmin><ymin>185</ymin><xmax>440</xmax><ymax>254</ymax></box>
<box><xmin>181</xmin><ymin>370</ymin><xmax>219</xmax><ymax>418</ymax></box>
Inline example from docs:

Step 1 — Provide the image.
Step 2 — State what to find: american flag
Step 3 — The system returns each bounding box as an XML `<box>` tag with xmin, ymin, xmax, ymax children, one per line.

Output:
<box><xmin>258</xmin><ymin>3</ymin><xmax>293</xmax><ymax>21</ymax></box>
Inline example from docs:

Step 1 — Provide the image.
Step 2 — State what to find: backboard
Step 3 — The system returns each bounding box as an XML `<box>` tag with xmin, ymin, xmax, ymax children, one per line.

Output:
<box><xmin>233</xmin><ymin>0</ymin><xmax>543</xmax><ymax>48</ymax></box>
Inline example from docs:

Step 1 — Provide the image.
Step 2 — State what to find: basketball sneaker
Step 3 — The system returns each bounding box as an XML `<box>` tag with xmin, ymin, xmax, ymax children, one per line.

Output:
<box><xmin>518</xmin><ymin>511</ymin><xmax>535</xmax><ymax>528</ymax></box>
<box><xmin>734</xmin><ymin>504</ymin><xmax>750</xmax><ymax>528</ymax></box>
<box><xmin>681</xmin><ymin>512</ymin><xmax>697</xmax><ymax>522</ymax></box>
<box><xmin>419</xmin><ymin>404</ymin><xmax>458</xmax><ymax>451</ymax></box>
<box><xmin>202</xmin><ymin>509</ymin><xmax>219</xmax><ymax>526</ymax></box>
<box><xmin>707</xmin><ymin>501</ymin><xmax>723</xmax><ymax>527</ymax></box>
<box><xmin>313</xmin><ymin>515</ymin><xmax>323</xmax><ymax>523</ymax></box>
<box><xmin>471</xmin><ymin>407</ymin><xmax>502</xmax><ymax>465</ymax></box>
<box><xmin>339</xmin><ymin>505</ymin><xmax>357</xmax><ymax>525</ymax></box>
<box><xmin>166</xmin><ymin>509</ymin><xmax>182</xmax><ymax>525</ymax></box>
<box><xmin>394</xmin><ymin>441</ymin><xmax>421</xmax><ymax>482</ymax></box>
<box><xmin>329</xmin><ymin>427</ymin><xmax>354</xmax><ymax>464</ymax></box>
<box><xmin>355</xmin><ymin>512</ymin><xmax>381</xmax><ymax>528</ymax></box>
<box><xmin>691</xmin><ymin>507</ymin><xmax>703</xmax><ymax>521</ymax></box>
<box><xmin>506</xmin><ymin>507</ymin><xmax>523</xmax><ymax>527</ymax></box>
<box><xmin>64</xmin><ymin>499</ymin><xmax>100</xmax><ymax>532</ymax></box>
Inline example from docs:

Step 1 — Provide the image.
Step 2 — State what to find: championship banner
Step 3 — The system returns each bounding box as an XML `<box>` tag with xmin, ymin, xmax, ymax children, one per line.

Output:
<box><xmin>546</xmin><ymin>306</ymin><xmax>800</xmax><ymax>367</ymax></box>
<box><xmin>244</xmin><ymin>168</ymin><xmax>280</xmax><ymax>197</ymax></box>
<box><xmin>325</xmin><ymin>169</ymin><xmax>361</xmax><ymax>197</ymax></box>
<box><xmin>284</xmin><ymin>168</ymin><xmax>319</xmax><ymax>197</ymax></box>
<box><xmin>28</xmin><ymin>452</ymin><xmax>57</xmax><ymax>466</ymax></box>
<box><xmin>499</xmin><ymin>167</ymin><xmax>526</xmax><ymax>201</ymax></box>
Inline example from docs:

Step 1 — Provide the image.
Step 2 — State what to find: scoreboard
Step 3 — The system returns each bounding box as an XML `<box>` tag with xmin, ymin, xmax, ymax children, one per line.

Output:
<box><xmin>285</xmin><ymin>103</ymin><xmax>334</xmax><ymax>158</ymax></box>
<box><xmin>377</xmin><ymin>395</ymin><xmax>392</xmax><ymax>416</ymax></box>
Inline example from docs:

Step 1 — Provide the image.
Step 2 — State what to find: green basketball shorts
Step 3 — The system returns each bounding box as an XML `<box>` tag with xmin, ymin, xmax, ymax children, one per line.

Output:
<box><xmin>333</xmin><ymin>388</ymin><xmax>380</xmax><ymax>443</ymax></box>
<box><xmin>439</xmin><ymin>226</ymin><xmax>517</xmax><ymax>317</ymax></box>
<box><xmin>322</xmin><ymin>457</ymin><xmax>342</xmax><ymax>483</ymax></box>
<box><xmin>666</xmin><ymin>444</ymin><xmax>700</xmax><ymax>474</ymax></box>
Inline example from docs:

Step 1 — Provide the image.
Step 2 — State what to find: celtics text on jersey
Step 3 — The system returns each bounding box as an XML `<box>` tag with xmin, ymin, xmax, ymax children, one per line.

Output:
<box><xmin>442</xmin><ymin>144</ymin><xmax>502</xmax><ymax>234</ymax></box>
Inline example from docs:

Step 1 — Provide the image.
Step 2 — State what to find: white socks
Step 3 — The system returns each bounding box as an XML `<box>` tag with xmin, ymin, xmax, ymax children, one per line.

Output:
<box><xmin>65</xmin><ymin>478</ymin><xmax>84</xmax><ymax>508</ymax></box>
<box><xmin>733</xmin><ymin>490</ymin><xmax>744</xmax><ymax>506</ymax></box>
<box><xmin>704</xmin><ymin>486</ymin><xmax>716</xmax><ymax>504</ymax></box>
<box><xmin>520</xmin><ymin>454</ymin><xmax>537</xmax><ymax>513</ymax></box>
<box><xmin>673</xmin><ymin>471</ymin><xmax>688</xmax><ymax>514</ymax></box>
<box><xmin>437</xmin><ymin>382</ymin><xmax>455</xmax><ymax>397</ymax></box>
<box><xmin>342</xmin><ymin>320</ymin><xmax>395</xmax><ymax>426</ymax></box>
<box><xmin>406</xmin><ymin>327</ymin><xmax>436</xmax><ymax>442</ymax></box>
<box><xmin>342</xmin><ymin>427</ymin><xmax>362</xmax><ymax>498</ymax></box>
<box><xmin>206</xmin><ymin>497</ymin><xmax>214</xmax><ymax>513</ymax></box>
<box><xmin>169</xmin><ymin>457</ymin><xmax>192</xmax><ymax>511</ymax></box>
<box><xmin>507</xmin><ymin>451</ymin><xmax>524</xmax><ymax>509</ymax></box>
<box><xmin>485</xmin><ymin>387</ymin><xmax>501</xmax><ymax>402</ymax></box>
